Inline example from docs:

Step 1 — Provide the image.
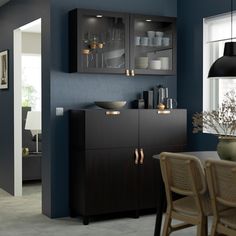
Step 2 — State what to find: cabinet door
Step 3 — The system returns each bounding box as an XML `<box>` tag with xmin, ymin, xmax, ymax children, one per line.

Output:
<box><xmin>138</xmin><ymin>147</ymin><xmax>160</xmax><ymax>210</ymax></box>
<box><xmin>130</xmin><ymin>14</ymin><xmax>176</xmax><ymax>75</ymax></box>
<box><xmin>138</xmin><ymin>146</ymin><xmax>185</xmax><ymax>210</ymax></box>
<box><xmin>85</xmin><ymin>148</ymin><xmax>138</xmax><ymax>215</ymax></box>
<box><xmin>85</xmin><ymin>110</ymin><xmax>138</xmax><ymax>149</ymax></box>
<box><xmin>139</xmin><ymin>109</ymin><xmax>187</xmax><ymax>147</ymax></box>
<box><xmin>69</xmin><ymin>9</ymin><xmax>130</xmax><ymax>74</ymax></box>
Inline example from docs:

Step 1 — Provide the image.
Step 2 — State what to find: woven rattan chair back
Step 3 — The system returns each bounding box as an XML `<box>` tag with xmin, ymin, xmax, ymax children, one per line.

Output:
<box><xmin>206</xmin><ymin>160</ymin><xmax>236</xmax><ymax>208</ymax></box>
<box><xmin>160</xmin><ymin>152</ymin><xmax>207</xmax><ymax>197</ymax></box>
<box><xmin>205</xmin><ymin>159</ymin><xmax>236</xmax><ymax>236</ymax></box>
<box><xmin>160</xmin><ymin>152</ymin><xmax>209</xmax><ymax>236</ymax></box>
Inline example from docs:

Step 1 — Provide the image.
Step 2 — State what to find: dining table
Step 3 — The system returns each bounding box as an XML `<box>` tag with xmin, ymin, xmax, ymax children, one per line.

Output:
<box><xmin>152</xmin><ymin>151</ymin><xmax>220</xmax><ymax>236</ymax></box>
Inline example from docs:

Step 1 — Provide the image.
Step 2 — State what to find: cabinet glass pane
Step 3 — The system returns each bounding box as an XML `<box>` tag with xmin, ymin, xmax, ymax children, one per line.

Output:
<box><xmin>81</xmin><ymin>14</ymin><xmax>126</xmax><ymax>70</ymax></box>
<box><xmin>133</xmin><ymin>18</ymin><xmax>173</xmax><ymax>71</ymax></box>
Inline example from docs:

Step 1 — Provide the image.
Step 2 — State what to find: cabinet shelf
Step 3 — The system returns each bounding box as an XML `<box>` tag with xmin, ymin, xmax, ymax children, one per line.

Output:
<box><xmin>135</xmin><ymin>45</ymin><xmax>173</xmax><ymax>50</ymax></box>
<box><xmin>134</xmin><ymin>68</ymin><xmax>175</xmax><ymax>75</ymax></box>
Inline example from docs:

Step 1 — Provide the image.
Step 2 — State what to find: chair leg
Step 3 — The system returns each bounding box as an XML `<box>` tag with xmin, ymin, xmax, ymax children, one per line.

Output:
<box><xmin>197</xmin><ymin>216</ymin><xmax>206</xmax><ymax>236</ymax></box>
<box><xmin>210</xmin><ymin>219</ymin><xmax>218</xmax><ymax>236</ymax></box>
<box><xmin>197</xmin><ymin>223</ymin><xmax>202</xmax><ymax>236</ymax></box>
<box><xmin>202</xmin><ymin>216</ymin><xmax>208</xmax><ymax>236</ymax></box>
<box><xmin>162</xmin><ymin>212</ymin><xmax>171</xmax><ymax>236</ymax></box>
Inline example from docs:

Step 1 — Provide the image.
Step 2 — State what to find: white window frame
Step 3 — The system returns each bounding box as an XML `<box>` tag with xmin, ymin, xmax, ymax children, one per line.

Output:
<box><xmin>203</xmin><ymin>12</ymin><xmax>236</xmax><ymax>112</ymax></box>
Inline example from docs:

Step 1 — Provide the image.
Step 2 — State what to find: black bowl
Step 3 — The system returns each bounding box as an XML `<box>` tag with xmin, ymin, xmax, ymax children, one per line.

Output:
<box><xmin>95</xmin><ymin>101</ymin><xmax>127</xmax><ymax>109</ymax></box>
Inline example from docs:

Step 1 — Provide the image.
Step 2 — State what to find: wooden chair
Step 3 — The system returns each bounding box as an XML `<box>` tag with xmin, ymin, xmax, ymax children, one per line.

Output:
<box><xmin>160</xmin><ymin>152</ymin><xmax>211</xmax><ymax>236</ymax></box>
<box><xmin>205</xmin><ymin>160</ymin><xmax>236</xmax><ymax>236</ymax></box>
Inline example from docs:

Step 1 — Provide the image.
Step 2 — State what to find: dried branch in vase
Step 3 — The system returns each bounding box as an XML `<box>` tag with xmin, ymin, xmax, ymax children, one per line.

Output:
<box><xmin>192</xmin><ymin>90</ymin><xmax>236</xmax><ymax>137</ymax></box>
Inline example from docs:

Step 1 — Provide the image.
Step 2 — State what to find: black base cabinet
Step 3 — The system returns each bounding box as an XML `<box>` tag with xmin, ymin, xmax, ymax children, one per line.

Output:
<box><xmin>69</xmin><ymin>109</ymin><xmax>187</xmax><ymax>224</ymax></box>
<box><xmin>70</xmin><ymin>148</ymin><xmax>138</xmax><ymax>225</ymax></box>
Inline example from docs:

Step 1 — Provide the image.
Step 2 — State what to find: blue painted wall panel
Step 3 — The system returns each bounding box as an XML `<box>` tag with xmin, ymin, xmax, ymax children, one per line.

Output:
<box><xmin>0</xmin><ymin>0</ymin><xmax>50</xmax><ymax>203</ymax></box>
<box><xmin>50</xmin><ymin>0</ymin><xmax>177</xmax><ymax>217</ymax></box>
<box><xmin>3</xmin><ymin>0</ymin><xmax>229</xmax><ymax>218</ymax></box>
<box><xmin>177</xmin><ymin>0</ymin><xmax>235</xmax><ymax>151</ymax></box>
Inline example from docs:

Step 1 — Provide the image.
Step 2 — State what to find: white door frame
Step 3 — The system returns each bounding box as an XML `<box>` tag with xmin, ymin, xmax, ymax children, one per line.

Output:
<box><xmin>13</xmin><ymin>19</ymin><xmax>41</xmax><ymax>196</ymax></box>
<box><xmin>13</xmin><ymin>28</ymin><xmax>22</xmax><ymax>196</ymax></box>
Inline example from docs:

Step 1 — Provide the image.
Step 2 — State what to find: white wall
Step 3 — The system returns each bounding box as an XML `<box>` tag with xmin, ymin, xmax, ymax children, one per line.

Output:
<box><xmin>13</xmin><ymin>28</ymin><xmax>22</xmax><ymax>196</ymax></box>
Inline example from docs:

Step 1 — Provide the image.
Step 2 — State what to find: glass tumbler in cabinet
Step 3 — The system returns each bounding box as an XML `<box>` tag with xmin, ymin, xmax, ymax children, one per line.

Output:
<box><xmin>69</xmin><ymin>9</ymin><xmax>130</xmax><ymax>74</ymax></box>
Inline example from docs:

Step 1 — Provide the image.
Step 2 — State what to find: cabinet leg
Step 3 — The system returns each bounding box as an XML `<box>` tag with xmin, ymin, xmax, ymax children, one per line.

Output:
<box><xmin>133</xmin><ymin>210</ymin><xmax>139</xmax><ymax>219</ymax></box>
<box><xmin>83</xmin><ymin>216</ymin><xmax>90</xmax><ymax>225</ymax></box>
<box><xmin>70</xmin><ymin>211</ymin><xmax>77</xmax><ymax>218</ymax></box>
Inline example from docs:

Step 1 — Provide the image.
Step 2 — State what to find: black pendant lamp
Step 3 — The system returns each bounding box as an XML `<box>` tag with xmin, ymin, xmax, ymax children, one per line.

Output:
<box><xmin>208</xmin><ymin>0</ymin><xmax>236</xmax><ymax>78</ymax></box>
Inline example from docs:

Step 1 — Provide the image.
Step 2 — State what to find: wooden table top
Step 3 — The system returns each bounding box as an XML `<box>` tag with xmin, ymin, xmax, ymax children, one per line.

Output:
<box><xmin>153</xmin><ymin>151</ymin><xmax>219</xmax><ymax>164</ymax></box>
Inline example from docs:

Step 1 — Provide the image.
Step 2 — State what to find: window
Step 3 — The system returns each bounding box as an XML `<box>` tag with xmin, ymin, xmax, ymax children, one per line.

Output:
<box><xmin>203</xmin><ymin>12</ymin><xmax>236</xmax><ymax>111</ymax></box>
<box><xmin>22</xmin><ymin>54</ymin><xmax>41</xmax><ymax>111</ymax></box>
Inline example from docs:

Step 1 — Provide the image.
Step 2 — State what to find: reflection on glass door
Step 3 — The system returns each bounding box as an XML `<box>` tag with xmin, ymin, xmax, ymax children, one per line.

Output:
<box><xmin>133</xmin><ymin>16</ymin><xmax>174</xmax><ymax>72</ymax></box>
<box><xmin>81</xmin><ymin>14</ymin><xmax>126</xmax><ymax>70</ymax></box>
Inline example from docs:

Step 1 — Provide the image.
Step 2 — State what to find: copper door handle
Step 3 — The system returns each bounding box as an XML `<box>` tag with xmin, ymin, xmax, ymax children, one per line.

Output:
<box><xmin>105</xmin><ymin>111</ymin><xmax>120</xmax><ymax>115</ymax></box>
<box><xmin>140</xmin><ymin>148</ymin><xmax>144</xmax><ymax>164</ymax></box>
<box><xmin>131</xmin><ymin>70</ymin><xmax>135</xmax><ymax>76</ymax></box>
<box><xmin>135</xmin><ymin>148</ymin><xmax>139</xmax><ymax>165</ymax></box>
<box><xmin>126</xmin><ymin>69</ymin><xmax>130</xmax><ymax>76</ymax></box>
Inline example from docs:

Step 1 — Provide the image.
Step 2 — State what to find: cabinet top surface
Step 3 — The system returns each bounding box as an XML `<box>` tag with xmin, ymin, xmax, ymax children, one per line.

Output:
<box><xmin>71</xmin><ymin>8</ymin><xmax>176</xmax><ymax>20</ymax></box>
<box><xmin>70</xmin><ymin>109</ymin><xmax>186</xmax><ymax>111</ymax></box>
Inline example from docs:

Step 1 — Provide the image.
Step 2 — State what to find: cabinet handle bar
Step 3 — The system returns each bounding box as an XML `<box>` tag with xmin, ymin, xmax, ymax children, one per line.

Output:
<box><xmin>105</xmin><ymin>111</ymin><xmax>120</xmax><ymax>115</ymax></box>
<box><xmin>157</xmin><ymin>110</ymin><xmax>171</xmax><ymax>114</ymax></box>
<box><xmin>135</xmin><ymin>148</ymin><xmax>139</xmax><ymax>165</ymax></box>
<box><xmin>140</xmin><ymin>148</ymin><xmax>144</xmax><ymax>164</ymax></box>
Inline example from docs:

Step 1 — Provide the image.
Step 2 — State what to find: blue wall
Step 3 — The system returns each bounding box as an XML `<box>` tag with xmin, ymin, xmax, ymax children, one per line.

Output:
<box><xmin>177</xmin><ymin>0</ymin><xmax>235</xmax><ymax>151</ymax></box>
<box><xmin>50</xmin><ymin>0</ymin><xmax>177</xmax><ymax>217</ymax></box>
<box><xmin>0</xmin><ymin>0</ymin><xmax>51</xmax><ymax>207</ymax></box>
<box><xmin>1</xmin><ymin>0</ymin><xmax>232</xmax><ymax>219</ymax></box>
<box><xmin>0</xmin><ymin>0</ymin><xmax>177</xmax><ymax>219</ymax></box>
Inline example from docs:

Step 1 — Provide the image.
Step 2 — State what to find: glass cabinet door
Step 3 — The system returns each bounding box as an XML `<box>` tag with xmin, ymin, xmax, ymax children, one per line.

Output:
<box><xmin>78</xmin><ymin>10</ymin><xmax>129</xmax><ymax>74</ymax></box>
<box><xmin>130</xmin><ymin>15</ymin><xmax>176</xmax><ymax>75</ymax></box>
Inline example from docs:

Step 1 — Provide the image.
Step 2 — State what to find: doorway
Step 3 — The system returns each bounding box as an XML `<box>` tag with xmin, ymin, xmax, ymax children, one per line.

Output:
<box><xmin>13</xmin><ymin>19</ymin><xmax>42</xmax><ymax>197</ymax></box>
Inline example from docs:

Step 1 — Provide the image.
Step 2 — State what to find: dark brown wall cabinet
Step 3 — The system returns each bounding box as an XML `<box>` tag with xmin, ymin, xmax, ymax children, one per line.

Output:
<box><xmin>69</xmin><ymin>9</ymin><xmax>176</xmax><ymax>76</ymax></box>
<box><xmin>69</xmin><ymin>109</ymin><xmax>186</xmax><ymax>224</ymax></box>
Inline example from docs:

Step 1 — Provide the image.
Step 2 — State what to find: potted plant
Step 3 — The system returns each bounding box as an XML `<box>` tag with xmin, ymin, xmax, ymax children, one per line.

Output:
<box><xmin>192</xmin><ymin>90</ymin><xmax>236</xmax><ymax>161</ymax></box>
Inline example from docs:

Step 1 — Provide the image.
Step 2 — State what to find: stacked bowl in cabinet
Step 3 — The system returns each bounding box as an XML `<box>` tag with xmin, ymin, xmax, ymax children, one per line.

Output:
<box><xmin>135</xmin><ymin>57</ymin><xmax>149</xmax><ymax>69</ymax></box>
<box><xmin>135</xmin><ymin>57</ymin><xmax>169</xmax><ymax>70</ymax></box>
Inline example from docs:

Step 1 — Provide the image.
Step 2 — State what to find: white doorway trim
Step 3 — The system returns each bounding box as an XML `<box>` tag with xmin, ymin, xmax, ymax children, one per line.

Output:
<box><xmin>13</xmin><ymin>28</ymin><xmax>22</xmax><ymax>196</ymax></box>
<box><xmin>13</xmin><ymin>18</ymin><xmax>41</xmax><ymax>197</ymax></box>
